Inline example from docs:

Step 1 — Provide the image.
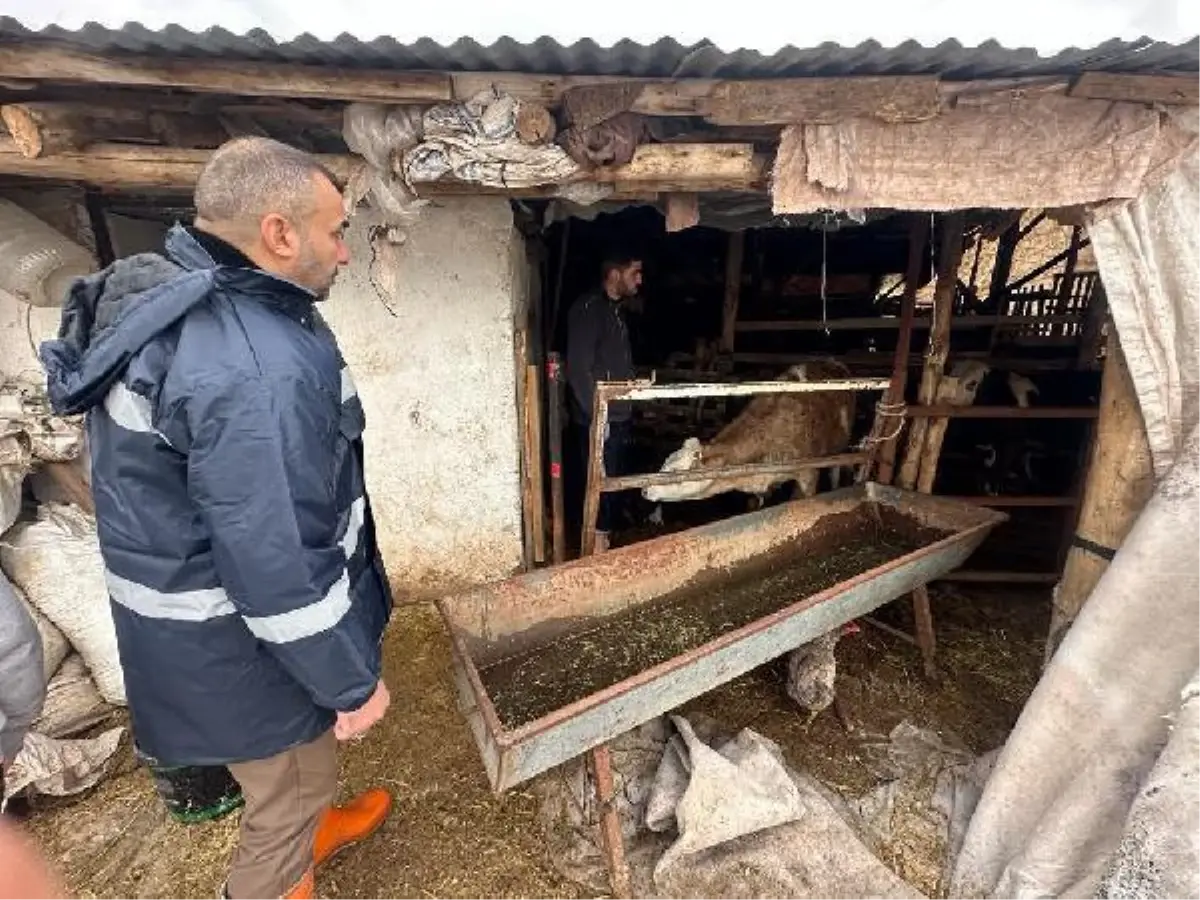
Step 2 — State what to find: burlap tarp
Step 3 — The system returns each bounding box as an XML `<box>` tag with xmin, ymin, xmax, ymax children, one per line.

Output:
<box><xmin>949</xmin><ymin>121</ymin><xmax>1199</xmax><ymax>898</ymax></box>
<box><xmin>772</xmin><ymin>95</ymin><xmax>1198</xmax><ymax>213</ymax></box>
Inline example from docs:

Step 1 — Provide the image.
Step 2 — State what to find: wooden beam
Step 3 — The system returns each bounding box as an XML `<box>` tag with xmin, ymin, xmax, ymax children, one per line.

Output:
<box><xmin>897</xmin><ymin>211</ymin><xmax>966</xmax><ymax>493</ymax></box>
<box><xmin>589</xmin><ymin>143</ymin><xmax>763</xmax><ymax>186</ymax></box>
<box><xmin>736</xmin><ymin>313</ymin><xmax>1084</xmax><ymax>332</ymax></box>
<box><xmin>1046</xmin><ymin>336</ymin><xmax>1153</xmax><ymax>661</ymax></box>
<box><xmin>937</xmin><ymin>571</ymin><xmax>1061</xmax><ymax>584</ymax></box>
<box><xmin>1</xmin><ymin>101</ymin><xmax>149</xmax><ymax>157</ymax></box>
<box><xmin>720</xmin><ymin>230</ymin><xmax>745</xmax><ymax>352</ymax></box>
<box><xmin>906</xmin><ymin>404</ymin><xmax>1098</xmax><ymax>419</ymax></box>
<box><xmin>875</xmin><ymin>213</ymin><xmax>929</xmax><ymax>485</ymax></box>
<box><xmin>1070</xmin><ymin>72</ymin><xmax>1199</xmax><ymax>106</ymax></box>
<box><xmin>0</xmin><ymin>138</ymin><xmax>358</xmax><ymax>189</ymax></box>
<box><xmin>705</xmin><ymin>76</ymin><xmax>942</xmax><ymax>125</ymax></box>
<box><xmin>0</xmin><ymin>140</ymin><xmax>758</xmax><ymax>196</ymax></box>
<box><xmin>0</xmin><ymin>44</ymin><xmax>452</xmax><ymax>103</ymax></box>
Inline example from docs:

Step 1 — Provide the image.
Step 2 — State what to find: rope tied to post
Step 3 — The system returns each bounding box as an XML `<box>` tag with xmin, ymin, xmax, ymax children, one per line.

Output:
<box><xmin>858</xmin><ymin>400</ymin><xmax>908</xmax><ymax>447</ymax></box>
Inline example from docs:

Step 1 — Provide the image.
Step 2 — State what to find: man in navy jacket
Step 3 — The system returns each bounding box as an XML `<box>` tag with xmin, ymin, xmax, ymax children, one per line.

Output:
<box><xmin>41</xmin><ymin>137</ymin><xmax>394</xmax><ymax>899</ymax></box>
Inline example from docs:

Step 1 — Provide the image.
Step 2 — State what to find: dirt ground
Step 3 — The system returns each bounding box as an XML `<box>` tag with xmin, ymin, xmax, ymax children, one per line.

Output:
<box><xmin>23</xmin><ymin>584</ymin><xmax>1045</xmax><ymax>899</ymax></box>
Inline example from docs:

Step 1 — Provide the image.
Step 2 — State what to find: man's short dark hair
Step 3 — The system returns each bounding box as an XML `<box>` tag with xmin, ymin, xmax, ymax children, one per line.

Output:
<box><xmin>195</xmin><ymin>137</ymin><xmax>336</xmax><ymax>228</ymax></box>
<box><xmin>600</xmin><ymin>250</ymin><xmax>641</xmax><ymax>279</ymax></box>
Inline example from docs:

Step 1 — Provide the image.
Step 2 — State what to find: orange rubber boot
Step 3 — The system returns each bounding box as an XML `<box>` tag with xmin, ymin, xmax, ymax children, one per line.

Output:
<box><xmin>313</xmin><ymin>789</ymin><xmax>393</xmax><ymax>868</ymax></box>
<box><xmin>282</xmin><ymin>868</ymin><xmax>315</xmax><ymax>900</ymax></box>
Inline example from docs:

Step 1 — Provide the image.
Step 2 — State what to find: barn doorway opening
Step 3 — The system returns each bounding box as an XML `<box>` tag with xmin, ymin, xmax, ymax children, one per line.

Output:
<box><xmin>537</xmin><ymin>202</ymin><xmax>1103</xmax><ymax>582</ymax></box>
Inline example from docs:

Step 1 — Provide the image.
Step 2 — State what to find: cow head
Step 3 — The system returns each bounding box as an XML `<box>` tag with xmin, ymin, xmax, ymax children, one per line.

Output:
<box><xmin>945</xmin><ymin>360</ymin><xmax>991</xmax><ymax>405</ymax></box>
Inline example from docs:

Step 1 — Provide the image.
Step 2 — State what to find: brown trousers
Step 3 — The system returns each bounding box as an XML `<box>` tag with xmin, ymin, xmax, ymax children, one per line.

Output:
<box><xmin>226</xmin><ymin>729</ymin><xmax>338</xmax><ymax>899</ymax></box>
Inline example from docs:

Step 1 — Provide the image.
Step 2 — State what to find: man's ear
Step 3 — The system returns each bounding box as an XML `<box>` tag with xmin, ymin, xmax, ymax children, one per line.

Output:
<box><xmin>260</xmin><ymin>213</ymin><xmax>299</xmax><ymax>259</ymax></box>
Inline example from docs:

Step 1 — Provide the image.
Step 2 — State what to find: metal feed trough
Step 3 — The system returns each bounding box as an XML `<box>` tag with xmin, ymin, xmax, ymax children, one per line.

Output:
<box><xmin>438</xmin><ymin>482</ymin><xmax>1006</xmax><ymax>794</ymax></box>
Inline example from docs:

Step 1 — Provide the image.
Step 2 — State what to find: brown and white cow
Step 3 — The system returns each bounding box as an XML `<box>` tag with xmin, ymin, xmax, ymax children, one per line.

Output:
<box><xmin>643</xmin><ymin>359</ymin><xmax>855</xmax><ymax>506</ymax></box>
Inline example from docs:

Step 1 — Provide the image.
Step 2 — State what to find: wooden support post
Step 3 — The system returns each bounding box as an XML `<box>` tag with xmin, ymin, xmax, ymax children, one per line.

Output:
<box><xmin>897</xmin><ymin>211</ymin><xmax>967</xmax><ymax>681</ymax></box>
<box><xmin>897</xmin><ymin>212</ymin><xmax>967</xmax><ymax>492</ymax></box>
<box><xmin>524</xmin><ymin>364</ymin><xmax>547</xmax><ymax>565</ymax></box>
<box><xmin>515</xmin><ymin>329</ymin><xmax>536</xmax><ymax>571</ymax></box>
<box><xmin>546</xmin><ymin>353</ymin><xmax>567</xmax><ymax>565</ymax></box>
<box><xmin>1045</xmin><ymin>334</ymin><xmax>1153</xmax><ymax>663</ymax></box>
<box><xmin>720</xmin><ymin>231</ymin><xmax>745</xmax><ymax>353</ymax></box>
<box><xmin>873</xmin><ymin>213</ymin><xmax>928</xmax><ymax>485</ymax></box>
<box><xmin>591</xmin><ymin>744</ymin><xmax>632</xmax><ymax>899</ymax></box>
<box><xmin>580</xmin><ymin>388</ymin><xmax>611</xmax><ymax>558</ymax></box>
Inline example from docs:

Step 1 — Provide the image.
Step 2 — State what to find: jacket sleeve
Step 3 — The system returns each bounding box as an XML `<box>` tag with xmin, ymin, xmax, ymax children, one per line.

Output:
<box><xmin>185</xmin><ymin>374</ymin><xmax>378</xmax><ymax>714</ymax></box>
<box><xmin>566</xmin><ymin>299</ymin><xmax>599</xmax><ymax>421</ymax></box>
<box><xmin>0</xmin><ymin>581</ymin><xmax>45</xmax><ymax>763</ymax></box>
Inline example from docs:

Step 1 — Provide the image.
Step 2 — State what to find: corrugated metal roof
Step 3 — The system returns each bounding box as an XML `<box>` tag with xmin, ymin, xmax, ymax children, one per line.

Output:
<box><xmin>0</xmin><ymin>17</ymin><xmax>1196</xmax><ymax>79</ymax></box>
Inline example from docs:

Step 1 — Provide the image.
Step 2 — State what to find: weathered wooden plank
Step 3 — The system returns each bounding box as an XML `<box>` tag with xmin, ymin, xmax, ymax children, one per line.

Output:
<box><xmin>590</xmin><ymin>143</ymin><xmax>761</xmax><ymax>184</ymax></box>
<box><xmin>0</xmin><ymin>44</ymin><xmax>452</xmax><ymax>103</ymax></box>
<box><xmin>1070</xmin><ymin>72</ymin><xmax>1199</xmax><ymax>106</ymax></box>
<box><xmin>1</xmin><ymin>101</ymin><xmax>151</xmax><ymax>157</ymax></box>
<box><xmin>705</xmin><ymin>76</ymin><xmax>942</xmax><ymax>125</ymax></box>
<box><xmin>0</xmin><ymin>138</ymin><xmax>358</xmax><ymax>189</ymax></box>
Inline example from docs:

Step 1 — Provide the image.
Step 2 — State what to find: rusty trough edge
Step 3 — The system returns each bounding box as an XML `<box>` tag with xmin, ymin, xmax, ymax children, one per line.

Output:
<box><xmin>439</xmin><ymin>484</ymin><xmax>1007</xmax><ymax>793</ymax></box>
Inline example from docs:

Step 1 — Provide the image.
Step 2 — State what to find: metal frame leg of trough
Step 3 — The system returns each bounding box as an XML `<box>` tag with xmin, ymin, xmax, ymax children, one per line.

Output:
<box><xmin>591</xmin><ymin>744</ymin><xmax>633</xmax><ymax>899</ymax></box>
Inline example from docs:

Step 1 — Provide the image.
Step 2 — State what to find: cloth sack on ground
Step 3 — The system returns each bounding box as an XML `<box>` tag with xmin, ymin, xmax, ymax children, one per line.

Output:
<box><xmin>1097</xmin><ymin>676</ymin><xmax>1199</xmax><ymax>899</ymax></box>
<box><xmin>536</xmin><ymin>712</ymin><xmax>923</xmax><ymax>898</ymax></box>
<box><xmin>33</xmin><ymin>654</ymin><xmax>111</xmax><ymax>739</ymax></box>
<box><xmin>3</xmin><ymin>727</ymin><xmax>123</xmax><ymax>801</ymax></box>
<box><xmin>1</xmin><ymin>503</ymin><xmax>125</xmax><ymax>703</ymax></box>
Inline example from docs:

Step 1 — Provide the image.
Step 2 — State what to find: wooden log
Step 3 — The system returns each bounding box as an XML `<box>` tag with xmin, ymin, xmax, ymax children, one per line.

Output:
<box><xmin>665</xmin><ymin>192</ymin><xmax>700</xmax><ymax>232</ymax></box>
<box><xmin>875</xmin><ymin>214</ymin><xmax>928</xmax><ymax>485</ymax></box>
<box><xmin>1070</xmin><ymin>72</ymin><xmax>1199</xmax><ymax>106</ymax></box>
<box><xmin>0</xmin><ymin>44</ymin><xmax>452</xmax><ymax>103</ymax></box>
<box><xmin>0</xmin><ymin>139</ymin><xmax>752</xmax><ymax>195</ymax></box>
<box><xmin>705</xmin><ymin>75</ymin><xmax>942</xmax><ymax>125</ymax></box>
<box><xmin>896</xmin><ymin>212</ymin><xmax>967</xmax><ymax>492</ymax></box>
<box><xmin>1045</xmin><ymin>335</ymin><xmax>1153</xmax><ymax>662</ymax></box>
<box><xmin>514</xmin><ymin>100</ymin><xmax>556</xmax><ymax>145</ymax></box>
<box><xmin>589</xmin><ymin>143</ymin><xmax>762</xmax><ymax>186</ymax></box>
<box><xmin>720</xmin><ymin>230</ymin><xmax>745</xmax><ymax>352</ymax></box>
<box><xmin>912</xmin><ymin>585</ymin><xmax>938</xmax><ymax>679</ymax></box>
<box><xmin>0</xmin><ymin>101</ymin><xmax>151</xmax><ymax>157</ymax></box>
<box><xmin>0</xmin><ymin>137</ymin><xmax>357</xmax><ymax>189</ymax></box>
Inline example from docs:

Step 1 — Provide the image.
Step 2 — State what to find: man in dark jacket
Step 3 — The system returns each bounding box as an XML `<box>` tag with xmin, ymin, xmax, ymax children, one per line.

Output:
<box><xmin>40</xmin><ymin>137</ymin><xmax>393</xmax><ymax>900</ymax></box>
<box><xmin>565</xmin><ymin>251</ymin><xmax>643</xmax><ymax>552</ymax></box>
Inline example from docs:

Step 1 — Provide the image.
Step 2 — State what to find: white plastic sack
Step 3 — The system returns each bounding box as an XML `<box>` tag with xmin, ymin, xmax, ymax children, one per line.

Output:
<box><xmin>33</xmin><ymin>654</ymin><xmax>111</xmax><ymax>739</ymax></box>
<box><xmin>12</xmin><ymin>584</ymin><xmax>69</xmax><ymax>683</ymax></box>
<box><xmin>1</xmin><ymin>504</ymin><xmax>125</xmax><ymax>704</ymax></box>
<box><xmin>4</xmin><ymin>727</ymin><xmax>123</xmax><ymax>800</ymax></box>
<box><xmin>650</xmin><ymin>715</ymin><xmax>807</xmax><ymax>881</ymax></box>
<box><xmin>0</xmin><ymin>434</ymin><xmax>28</xmax><ymax>535</ymax></box>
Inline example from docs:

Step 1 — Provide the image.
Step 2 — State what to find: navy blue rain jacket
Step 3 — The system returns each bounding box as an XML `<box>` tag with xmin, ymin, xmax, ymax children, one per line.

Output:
<box><xmin>40</xmin><ymin>225</ymin><xmax>393</xmax><ymax>766</ymax></box>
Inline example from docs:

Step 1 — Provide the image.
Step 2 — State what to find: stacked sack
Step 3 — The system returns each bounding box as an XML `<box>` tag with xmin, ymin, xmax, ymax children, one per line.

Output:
<box><xmin>1</xmin><ymin>379</ymin><xmax>124</xmax><ymax>800</ymax></box>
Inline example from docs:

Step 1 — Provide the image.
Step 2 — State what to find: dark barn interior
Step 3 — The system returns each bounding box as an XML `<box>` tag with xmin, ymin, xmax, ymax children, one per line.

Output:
<box><xmin>540</xmin><ymin>202</ymin><xmax>1103</xmax><ymax>587</ymax></box>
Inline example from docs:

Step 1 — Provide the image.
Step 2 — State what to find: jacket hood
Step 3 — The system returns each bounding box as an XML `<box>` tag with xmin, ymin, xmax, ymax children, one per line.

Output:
<box><xmin>41</xmin><ymin>225</ymin><xmax>226</xmax><ymax>416</ymax></box>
